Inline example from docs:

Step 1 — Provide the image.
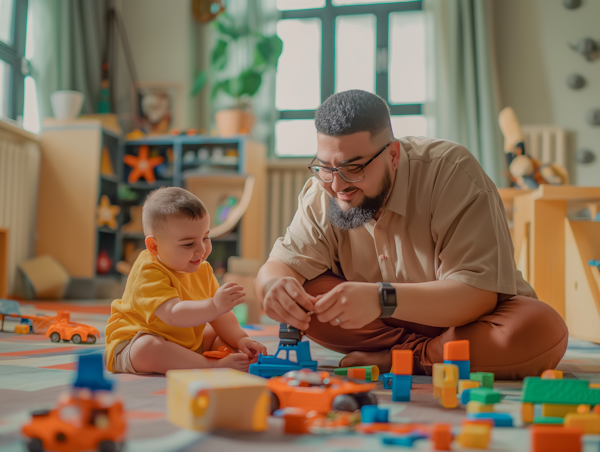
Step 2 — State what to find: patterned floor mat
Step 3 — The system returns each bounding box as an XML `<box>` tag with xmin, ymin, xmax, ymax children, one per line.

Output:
<box><xmin>1</xmin><ymin>301</ymin><xmax>600</xmax><ymax>451</ymax></box>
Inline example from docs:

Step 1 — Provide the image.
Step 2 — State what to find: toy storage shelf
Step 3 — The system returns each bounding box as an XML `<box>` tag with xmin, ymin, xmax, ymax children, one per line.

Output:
<box><xmin>120</xmin><ymin>135</ymin><xmax>266</xmax><ymax>278</ymax></box>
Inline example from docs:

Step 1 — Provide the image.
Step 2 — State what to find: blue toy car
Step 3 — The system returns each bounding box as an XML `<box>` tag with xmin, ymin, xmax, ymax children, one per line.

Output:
<box><xmin>249</xmin><ymin>340</ymin><xmax>318</xmax><ymax>378</ymax></box>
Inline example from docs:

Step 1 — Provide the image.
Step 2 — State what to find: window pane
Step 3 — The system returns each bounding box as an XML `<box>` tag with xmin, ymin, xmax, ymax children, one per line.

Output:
<box><xmin>0</xmin><ymin>0</ymin><xmax>14</xmax><ymax>45</ymax></box>
<box><xmin>335</xmin><ymin>14</ymin><xmax>375</xmax><ymax>94</ymax></box>
<box><xmin>333</xmin><ymin>0</ymin><xmax>418</xmax><ymax>6</ymax></box>
<box><xmin>391</xmin><ymin>115</ymin><xmax>426</xmax><ymax>138</ymax></box>
<box><xmin>24</xmin><ymin>76</ymin><xmax>40</xmax><ymax>133</ymax></box>
<box><xmin>275</xmin><ymin>119</ymin><xmax>317</xmax><ymax>157</ymax></box>
<box><xmin>389</xmin><ymin>11</ymin><xmax>425</xmax><ymax>104</ymax></box>
<box><xmin>0</xmin><ymin>60</ymin><xmax>10</xmax><ymax>118</ymax></box>
<box><xmin>276</xmin><ymin>18</ymin><xmax>322</xmax><ymax>110</ymax></box>
<box><xmin>277</xmin><ymin>0</ymin><xmax>325</xmax><ymax>10</ymax></box>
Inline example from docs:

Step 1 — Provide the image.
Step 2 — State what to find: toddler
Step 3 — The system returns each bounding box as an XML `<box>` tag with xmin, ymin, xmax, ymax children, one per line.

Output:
<box><xmin>105</xmin><ymin>186</ymin><xmax>266</xmax><ymax>374</ymax></box>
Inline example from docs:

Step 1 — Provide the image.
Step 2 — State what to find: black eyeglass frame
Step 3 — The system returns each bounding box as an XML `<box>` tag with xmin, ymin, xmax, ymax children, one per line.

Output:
<box><xmin>307</xmin><ymin>141</ymin><xmax>394</xmax><ymax>183</ymax></box>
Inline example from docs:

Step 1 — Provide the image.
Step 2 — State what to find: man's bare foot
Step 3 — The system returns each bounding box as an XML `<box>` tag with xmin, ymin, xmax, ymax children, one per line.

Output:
<box><xmin>217</xmin><ymin>353</ymin><xmax>250</xmax><ymax>372</ymax></box>
<box><xmin>339</xmin><ymin>350</ymin><xmax>392</xmax><ymax>373</ymax></box>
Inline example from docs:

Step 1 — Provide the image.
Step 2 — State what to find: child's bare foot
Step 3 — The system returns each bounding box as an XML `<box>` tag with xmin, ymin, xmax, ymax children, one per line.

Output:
<box><xmin>217</xmin><ymin>353</ymin><xmax>250</xmax><ymax>372</ymax></box>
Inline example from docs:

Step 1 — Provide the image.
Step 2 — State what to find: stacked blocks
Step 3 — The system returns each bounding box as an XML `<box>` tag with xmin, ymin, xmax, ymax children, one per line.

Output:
<box><xmin>334</xmin><ymin>365</ymin><xmax>379</xmax><ymax>382</ymax></box>
<box><xmin>459</xmin><ymin>379</ymin><xmax>480</xmax><ymax>394</ymax></box>
<box><xmin>467</xmin><ymin>412</ymin><xmax>514</xmax><ymax>427</ymax></box>
<box><xmin>465</xmin><ymin>387</ymin><xmax>501</xmax><ymax>414</ymax></box>
<box><xmin>391</xmin><ymin>350</ymin><xmax>413</xmax><ymax>402</ymax></box>
<box><xmin>360</xmin><ymin>405</ymin><xmax>389</xmax><ymax>423</ymax></box>
<box><xmin>443</xmin><ymin>340</ymin><xmax>470</xmax><ymax>380</ymax></box>
<box><xmin>470</xmin><ymin>372</ymin><xmax>494</xmax><ymax>389</ymax></box>
<box><xmin>433</xmin><ymin>363</ymin><xmax>459</xmax><ymax>408</ymax></box>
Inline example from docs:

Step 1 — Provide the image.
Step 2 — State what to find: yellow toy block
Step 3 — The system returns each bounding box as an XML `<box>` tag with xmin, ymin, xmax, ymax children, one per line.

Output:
<box><xmin>433</xmin><ymin>363</ymin><xmax>458</xmax><ymax>398</ymax></box>
<box><xmin>466</xmin><ymin>400</ymin><xmax>494</xmax><ymax>414</ymax></box>
<box><xmin>564</xmin><ymin>413</ymin><xmax>600</xmax><ymax>434</ymax></box>
<box><xmin>167</xmin><ymin>368</ymin><xmax>270</xmax><ymax>432</ymax></box>
<box><xmin>14</xmin><ymin>324</ymin><xmax>30</xmax><ymax>334</ymax></box>
<box><xmin>522</xmin><ymin>402</ymin><xmax>534</xmax><ymax>424</ymax></box>
<box><xmin>542</xmin><ymin>404</ymin><xmax>580</xmax><ymax>418</ymax></box>
<box><xmin>441</xmin><ymin>386</ymin><xmax>457</xmax><ymax>409</ymax></box>
<box><xmin>457</xmin><ymin>424</ymin><xmax>490</xmax><ymax>449</ymax></box>
<box><xmin>459</xmin><ymin>379</ymin><xmax>480</xmax><ymax>394</ymax></box>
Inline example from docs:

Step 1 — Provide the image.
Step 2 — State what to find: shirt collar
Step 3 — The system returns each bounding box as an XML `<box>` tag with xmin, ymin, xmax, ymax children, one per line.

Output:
<box><xmin>386</xmin><ymin>141</ymin><xmax>409</xmax><ymax>217</ymax></box>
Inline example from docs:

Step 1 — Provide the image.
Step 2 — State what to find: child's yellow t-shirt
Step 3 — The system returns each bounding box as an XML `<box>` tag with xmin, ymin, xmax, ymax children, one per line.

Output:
<box><xmin>105</xmin><ymin>250</ymin><xmax>219</xmax><ymax>372</ymax></box>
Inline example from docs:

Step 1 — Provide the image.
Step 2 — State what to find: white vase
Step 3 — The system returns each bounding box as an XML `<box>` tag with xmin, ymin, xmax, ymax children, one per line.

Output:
<box><xmin>50</xmin><ymin>90</ymin><xmax>84</xmax><ymax>120</ymax></box>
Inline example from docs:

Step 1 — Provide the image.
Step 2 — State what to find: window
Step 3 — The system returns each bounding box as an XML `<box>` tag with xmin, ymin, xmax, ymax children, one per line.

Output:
<box><xmin>275</xmin><ymin>0</ymin><xmax>426</xmax><ymax>157</ymax></box>
<box><xmin>0</xmin><ymin>0</ymin><xmax>29</xmax><ymax>123</ymax></box>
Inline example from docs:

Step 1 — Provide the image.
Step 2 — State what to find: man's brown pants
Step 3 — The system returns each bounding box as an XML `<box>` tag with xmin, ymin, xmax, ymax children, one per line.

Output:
<box><xmin>303</xmin><ymin>273</ymin><xmax>568</xmax><ymax>380</ymax></box>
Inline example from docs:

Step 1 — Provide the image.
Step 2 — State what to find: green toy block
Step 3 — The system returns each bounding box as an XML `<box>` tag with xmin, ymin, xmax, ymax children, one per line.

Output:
<box><xmin>470</xmin><ymin>372</ymin><xmax>494</xmax><ymax>389</ymax></box>
<box><xmin>533</xmin><ymin>416</ymin><xmax>564</xmax><ymax>425</ymax></box>
<box><xmin>334</xmin><ymin>365</ymin><xmax>379</xmax><ymax>382</ymax></box>
<box><xmin>522</xmin><ymin>377</ymin><xmax>600</xmax><ymax>405</ymax></box>
<box><xmin>469</xmin><ymin>387</ymin><xmax>501</xmax><ymax>404</ymax></box>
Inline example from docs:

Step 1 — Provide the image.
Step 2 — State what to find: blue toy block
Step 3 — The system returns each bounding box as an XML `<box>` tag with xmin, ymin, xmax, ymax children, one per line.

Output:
<box><xmin>381</xmin><ymin>432</ymin><xmax>427</xmax><ymax>447</ymax></box>
<box><xmin>466</xmin><ymin>412</ymin><xmax>514</xmax><ymax>427</ymax></box>
<box><xmin>376</xmin><ymin>408</ymin><xmax>389</xmax><ymax>423</ymax></box>
<box><xmin>392</xmin><ymin>374</ymin><xmax>412</xmax><ymax>402</ymax></box>
<box><xmin>73</xmin><ymin>353</ymin><xmax>113</xmax><ymax>391</ymax></box>
<box><xmin>361</xmin><ymin>405</ymin><xmax>379</xmax><ymax>423</ymax></box>
<box><xmin>382</xmin><ymin>372</ymin><xmax>394</xmax><ymax>389</ymax></box>
<box><xmin>444</xmin><ymin>359</ymin><xmax>470</xmax><ymax>380</ymax></box>
<box><xmin>249</xmin><ymin>340</ymin><xmax>318</xmax><ymax>378</ymax></box>
<box><xmin>461</xmin><ymin>388</ymin><xmax>472</xmax><ymax>404</ymax></box>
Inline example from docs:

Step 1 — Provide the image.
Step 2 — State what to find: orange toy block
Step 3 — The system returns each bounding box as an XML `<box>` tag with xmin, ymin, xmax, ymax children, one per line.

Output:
<box><xmin>392</xmin><ymin>349</ymin><xmax>413</xmax><ymax>375</ymax></box>
<box><xmin>124</xmin><ymin>145</ymin><xmax>164</xmax><ymax>184</ymax></box>
<box><xmin>541</xmin><ymin>370</ymin><xmax>564</xmax><ymax>379</ymax></box>
<box><xmin>347</xmin><ymin>368</ymin><xmax>366</xmax><ymax>380</ymax></box>
<box><xmin>463</xmin><ymin>418</ymin><xmax>495</xmax><ymax>429</ymax></box>
<box><xmin>441</xmin><ymin>386</ymin><xmax>457</xmax><ymax>409</ymax></box>
<box><xmin>284</xmin><ymin>411</ymin><xmax>308</xmax><ymax>434</ymax></box>
<box><xmin>431</xmin><ymin>423</ymin><xmax>452</xmax><ymax>450</ymax></box>
<box><xmin>531</xmin><ymin>425</ymin><xmax>583</xmax><ymax>452</ymax></box>
<box><xmin>443</xmin><ymin>340</ymin><xmax>470</xmax><ymax>361</ymax></box>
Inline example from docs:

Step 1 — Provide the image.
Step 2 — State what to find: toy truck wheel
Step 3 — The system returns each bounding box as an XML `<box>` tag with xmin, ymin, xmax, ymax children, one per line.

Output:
<box><xmin>26</xmin><ymin>438</ymin><xmax>44</xmax><ymax>452</ymax></box>
<box><xmin>50</xmin><ymin>332</ymin><xmax>61</xmax><ymax>342</ymax></box>
<box><xmin>87</xmin><ymin>335</ymin><xmax>97</xmax><ymax>344</ymax></box>
<box><xmin>270</xmin><ymin>393</ymin><xmax>281</xmax><ymax>414</ymax></box>
<box><xmin>332</xmin><ymin>394</ymin><xmax>360</xmax><ymax>412</ymax></box>
<box><xmin>72</xmin><ymin>334</ymin><xmax>82</xmax><ymax>344</ymax></box>
<box><xmin>98</xmin><ymin>440</ymin><xmax>117</xmax><ymax>452</ymax></box>
<box><xmin>352</xmin><ymin>392</ymin><xmax>377</xmax><ymax>408</ymax></box>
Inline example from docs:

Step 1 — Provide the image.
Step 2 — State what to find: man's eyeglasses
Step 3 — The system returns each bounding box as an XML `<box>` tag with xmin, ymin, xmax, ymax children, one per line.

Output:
<box><xmin>307</xmin><ymin>142</ymin><xmax>393</xmax><ymax>183</ymax></box>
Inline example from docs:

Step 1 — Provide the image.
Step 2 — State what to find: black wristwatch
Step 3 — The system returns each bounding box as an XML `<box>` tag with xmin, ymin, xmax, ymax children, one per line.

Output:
<box><xmin>377</xmin><ymin>282</ymin><xmax>397</xmax><ymax>318</ymax></box>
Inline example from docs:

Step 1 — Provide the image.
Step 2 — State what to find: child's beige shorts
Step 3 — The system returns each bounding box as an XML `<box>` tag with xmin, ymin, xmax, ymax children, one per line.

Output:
<box><xmin>111</xmin><ymin>331</ymin><xmax>204</xmax><ymax>374</ymax></box>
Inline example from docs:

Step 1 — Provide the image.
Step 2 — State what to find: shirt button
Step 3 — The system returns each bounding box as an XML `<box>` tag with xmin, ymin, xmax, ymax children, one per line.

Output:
<box><xmin>376</xmin><ymin>226</ymin><xmax>381</xmax><ymax>230</ymax></box>
<box><xmin>380</xmin><ymin>255</ymin><xmax>388</xmax><ymax>261</ymax></box>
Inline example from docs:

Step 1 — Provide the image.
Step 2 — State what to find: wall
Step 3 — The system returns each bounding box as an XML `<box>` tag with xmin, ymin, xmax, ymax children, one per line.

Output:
<box><xmin>493</xmin><ymin>0</ymin><xmax>600</xmax><ymax>186</ymax></box>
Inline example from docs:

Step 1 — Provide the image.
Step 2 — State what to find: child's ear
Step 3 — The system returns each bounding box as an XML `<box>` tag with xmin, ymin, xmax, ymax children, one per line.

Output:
<box><xmin>145</xmin><ymin>236</ymin><xmax>159</xmax><ymax>256</ymax></box>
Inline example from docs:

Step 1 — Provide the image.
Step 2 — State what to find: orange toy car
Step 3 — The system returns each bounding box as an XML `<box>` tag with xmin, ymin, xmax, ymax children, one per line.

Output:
<box><xmin>22</xmin><ymin>389</ymin><xmax>126</xmax><ymax>452</ymax></box>
<box><xmin>268</xmin><ymin>369</ymin><xmax>377</xmax><ymax>414</ymax></box>
<box><xmin>45</xmin><ymin>311</ymin><xmax>99</xmax><ymax>344</ymax></box>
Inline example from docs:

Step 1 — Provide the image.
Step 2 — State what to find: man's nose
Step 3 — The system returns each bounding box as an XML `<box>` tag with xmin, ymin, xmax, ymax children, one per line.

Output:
<box><xmin>331</xmin><ymin>171</ymin><xmax>351</xmax><ymax>192</ymax></box>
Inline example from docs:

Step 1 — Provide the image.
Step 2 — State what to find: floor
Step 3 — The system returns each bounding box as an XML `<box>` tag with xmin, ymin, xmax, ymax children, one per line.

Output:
<box><xmin>2</xmin><ymin>300</ymin><xmax>600</xmax><ymax>451</ymax></box>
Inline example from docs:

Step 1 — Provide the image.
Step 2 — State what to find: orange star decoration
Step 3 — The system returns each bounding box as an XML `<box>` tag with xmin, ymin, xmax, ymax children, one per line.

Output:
<box><xmin>97</xmin><ymin>195</ymin><xmax>120</xmax><ymax>230</ymax></box>
<box><xmin>124</xmin><ymin>145</ymin><xmax>164</xmax><ymax>183</ymax></box>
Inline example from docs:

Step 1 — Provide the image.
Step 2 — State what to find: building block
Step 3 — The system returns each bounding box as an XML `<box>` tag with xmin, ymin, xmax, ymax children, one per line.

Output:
<box><xmin>541</xmin><ymin>370</ymin><xmax>564</xmax><ymax>379</ymax></box>
<box><xmin>470</xmin><ymin>372</ymin><xmax>494</xmax><ymax>389</ymax></box>
<box><xmin>456</xmin><ymin>424</ymin><xmax>490</xmax><ymax>449</ymax></box>
<box><xmin>444</xmin><ymin>359</ymin><xmax>470</xmax><ymax>380</ymax></box>
<box><xmin>461</xmin><ymin>388</ymin><xmax>473</xmax><ymax>405</ymax></box>
<box><xmin>466</xmin><ymin>401</ymin><xmax>494</xmax><ymax>414</ymax></box>
<box><xmin>361</xmin><ymin>405</ymin><xmax>379</xmax><ymax>423</ymax></box>
<box><xmin>459</xmin><ymin>379</ymin><xmax>480</xmax><ymax>394</ymax></box>
<box><xmin>542</xmin><ymin>404</ymin><xmax>580</xmax><ymax>418</ymax></box>
<box><xmin>381</xmin><ymin>373</ymin><xmax>394</xmax><ymax>389</ymax></box>
<box><xmin>469</xmin><ymin>388</ymin><xmax>502</xmax><ymax>404</ymax></box>
<box><xmin>381</xmin><ymin>432</ymin><xmax>427</xmax><ymax>447</ymax></box>
<box><xmin>14</xmin><ymin>324</ymin><xmax>30</xmax><ymax>334</ymax></box>
<box><xmin>376</xmin><ymin>408</ymin><xmax>389</xmax><ymax>423</ymax></box>
<box><xmin>433</xmin><ymin>363</ymin><xmax>459</xmax><ymax>398</ymax></box>
<box><xmin>577</xmin><ymin>404</ymin><xmax>590</xmax><ymax>414</ymax></box>
<box><xmin>347</xmin><ymin>368</ymin><xmax>366</xmax><ymax>380</ymax></box>
<box><xmin>531</xmin><ymin>425</ymin><xmax>583</xmax><ymax>452</ymax></box>
<box><xmin>167</xmin><ymin>368</ymin><xmax>270</xmax><ymax>432</ymax></box>
<box><xmin>441</xmin><ymin>386</ymin><xmax>458</xmax><ymax>409</ymax></box>
<box><xmin>284</xmin><ymin>411</ymin><xmax>308</xmax><ymax>434</ymax></box>
<box><xmin>334</xmin><ymin>365</ymin><xmax>379</xmax><ymax>382</ymax></box>
<box><xmin>564</xmin><ymin>413</ymin><xmax>600</xmax><ymax>434</ymax></box>
<box><xmin>522</xmin><ymin>377</ymin><xmax>600</xmax><ymax>405</ymax></box>
<box><xmin>522</xmin><ymin>403</ymin><xmax>534</xmax><ymax>423</ymax></box>
<box><xmin>73</xmin><ymin>353</ymin><xmax>113</xmax><ymax>391</ymax></box>
<box><xmin>392</xmin><ymin>349</ymin><xmax>413</xmax><ymax>375</ymax></box>
<box><xmin>533</xmin><ymin>417</ymin><xmax>564</xmax><ymax>425</ymax></box>
<box><xmin>392</xmin><ymin>374</ymin><xmax>412</xmax><ymax>402</ymax></box>
<box><xmin>463</xmin><ymin>418</ymin><xmax>495</xmax><ymax>429</ymax></box>
<box><xmin>431</xmin><ymin>423</ymin><xmax>453</xmax><ymax>451</ymax></box>
<box><xmin>443</xmin><ymin>340</ymin><xmax>470</xmax><ymax>361</ymax></box>
<box><xmin>467</xmin><ymin>412</ymin><xmax>514</xmax><ymax>427</ymax></box>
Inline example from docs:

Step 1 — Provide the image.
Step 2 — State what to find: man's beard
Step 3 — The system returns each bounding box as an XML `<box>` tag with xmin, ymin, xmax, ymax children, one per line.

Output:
<box><xmin>327</xmin><ymin>166</ymin><xmax>393</xmax><ymax>231</ymax></box>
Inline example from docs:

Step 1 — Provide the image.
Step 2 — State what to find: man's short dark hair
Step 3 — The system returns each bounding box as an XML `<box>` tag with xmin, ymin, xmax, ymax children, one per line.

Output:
<box><xmin>314</xmin><ymin>90</ymin><xmax>393</xmax><ymax>138</ymax></box>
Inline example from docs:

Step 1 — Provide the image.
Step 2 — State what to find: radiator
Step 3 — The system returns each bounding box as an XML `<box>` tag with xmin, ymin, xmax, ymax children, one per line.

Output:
<box><xmin>266</xmin><ymin>160</ymin><xmax>311</xmax><ymax>255</ymax></box>
<box><xmin>0</xmin><ymin>121</ymin><xmax>41</xmax><ymax>296</ymax></box>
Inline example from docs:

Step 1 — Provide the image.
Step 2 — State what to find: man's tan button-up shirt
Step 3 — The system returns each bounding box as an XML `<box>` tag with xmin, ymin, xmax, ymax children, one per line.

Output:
<box><xmin>270</xmin><ymin>136</ymin><xmax>536</xmax><ymax>301</ymax></box>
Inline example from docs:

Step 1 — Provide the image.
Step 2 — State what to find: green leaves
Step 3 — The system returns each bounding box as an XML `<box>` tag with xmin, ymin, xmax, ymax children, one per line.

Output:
<box><xmin>190</xmin><ymin>71</ymin><xmax>208</xmax><ymax>96</ymax></box>
<box><xmin>211</xmin><ymin>39</ymin><xmax>228</xmax><ymax>71</ymax></box>
<box><xmin>254</xmin><ymin>35</ymin><xmax>283</xmax><ymax>69</ymax></box>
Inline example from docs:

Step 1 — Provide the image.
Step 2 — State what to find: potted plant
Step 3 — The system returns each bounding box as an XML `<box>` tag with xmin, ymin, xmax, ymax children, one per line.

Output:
<box><xmin>192</xmin><ymin>12</ymin><xmax>283</xmax><ymax>137</ymax></box>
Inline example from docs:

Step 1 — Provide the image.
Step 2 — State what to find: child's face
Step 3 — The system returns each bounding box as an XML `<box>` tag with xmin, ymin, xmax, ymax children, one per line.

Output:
<box><xmin>147</xmin><ymin>215</ymin><xmax>212</xmax><ymax>273</ymax></box>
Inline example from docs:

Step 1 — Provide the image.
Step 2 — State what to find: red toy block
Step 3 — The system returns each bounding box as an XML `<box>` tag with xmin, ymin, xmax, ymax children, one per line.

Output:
<box><xmin>392</xmin><ymin>350</ymin><xmax>413</xmax><ymax>375</ymax></box>
<box><xmin>531</xmin><ymin>425</ymin><xmax>583</xmax><ymax>452</ymax></box>
<box><xmin>347</xmin><ymin>368</ymin><xmax>366</xmax><ymax>380</ymax></box>
<box><xmin>431</xmin><ymin>423</ymin><xmax>452</xmax><ymax>450</ymax></box>
<box><xmin>284</xmin><ymin>411</ymin><xmax>308</xmax><ymax>434</ymax></box>
<box><xmin>443</xmin><ymin>340</ymin><xmax>470</xmax><ymax>361</ymax></box>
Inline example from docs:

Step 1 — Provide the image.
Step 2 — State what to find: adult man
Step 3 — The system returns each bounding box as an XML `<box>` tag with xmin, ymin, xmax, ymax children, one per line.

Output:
<box><xmin>256</xmin><ymin>90</ymin><xmax>567</xmax><ymax>379</ymax></box>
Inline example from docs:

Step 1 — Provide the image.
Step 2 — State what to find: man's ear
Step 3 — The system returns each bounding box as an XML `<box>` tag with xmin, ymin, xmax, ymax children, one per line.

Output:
<box><xmin>145</xmin><ymin>236</ymin><xmax>158</xmax><ymax>256</ymax></box>
<box><xmin>389</xmin><ymin>140</ymin><xmax>400</xmax><ymax>168</ymax></box>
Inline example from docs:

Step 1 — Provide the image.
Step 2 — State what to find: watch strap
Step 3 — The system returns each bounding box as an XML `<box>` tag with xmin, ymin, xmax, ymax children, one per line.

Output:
<box><xmin>377</xmin><ymin>282</ymin><xmax>397</xmax><ymax>318</ymax></box>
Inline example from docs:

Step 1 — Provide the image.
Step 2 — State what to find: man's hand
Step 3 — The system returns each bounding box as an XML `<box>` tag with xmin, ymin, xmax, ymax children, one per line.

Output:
<box><xmin>237</xmin><ymin>337</ymin><xmax>267</xmax><ymax>363</ymax></box>
<box><xmin>213</xmin><ymin>282</ymin><xmax>246</xmax><ymax>316</ymax></box>
<box><xmin>263</xmin><ymin>277</ymin><xmax>317</xmax><ymax>330</ymax></box>
<box><xmin>313</xmin><ymin>282</ymin><xmax>381</xmax><ymax>329</ymax></box>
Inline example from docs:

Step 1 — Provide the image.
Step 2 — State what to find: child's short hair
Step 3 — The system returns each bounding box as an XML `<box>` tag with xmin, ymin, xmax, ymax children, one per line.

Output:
<box><xmin>142</xmin><ymin>186</ymin><xmax>208</xmax><ymax>235</ymax></box>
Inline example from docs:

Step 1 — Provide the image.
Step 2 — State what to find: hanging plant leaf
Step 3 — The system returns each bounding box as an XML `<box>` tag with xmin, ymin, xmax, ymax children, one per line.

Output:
<box><xmin>211</xmin><ymin>39</ymin><xmax>228</xmax><ymax>71</ymax></box>
<box><xmin>190</xmin><ymin>71</ymin><xmax>208</xmax><ymax>96</ymax></box>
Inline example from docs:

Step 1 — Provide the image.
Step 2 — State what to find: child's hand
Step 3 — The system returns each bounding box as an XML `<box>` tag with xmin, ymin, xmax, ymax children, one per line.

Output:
<box><xmin>217</xmin><ymin>352</ymin><xmax>250</xmax><ymax>372</ymax></box>
<box><xmin>238</xmin><ymin>337</ymin><xmax>268</xmax><ymax>363</ymax></box>
<box><xmin>213</xmin><ymin>282</ymin><xmax>245</xmax><ymax>315</ymax></box>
